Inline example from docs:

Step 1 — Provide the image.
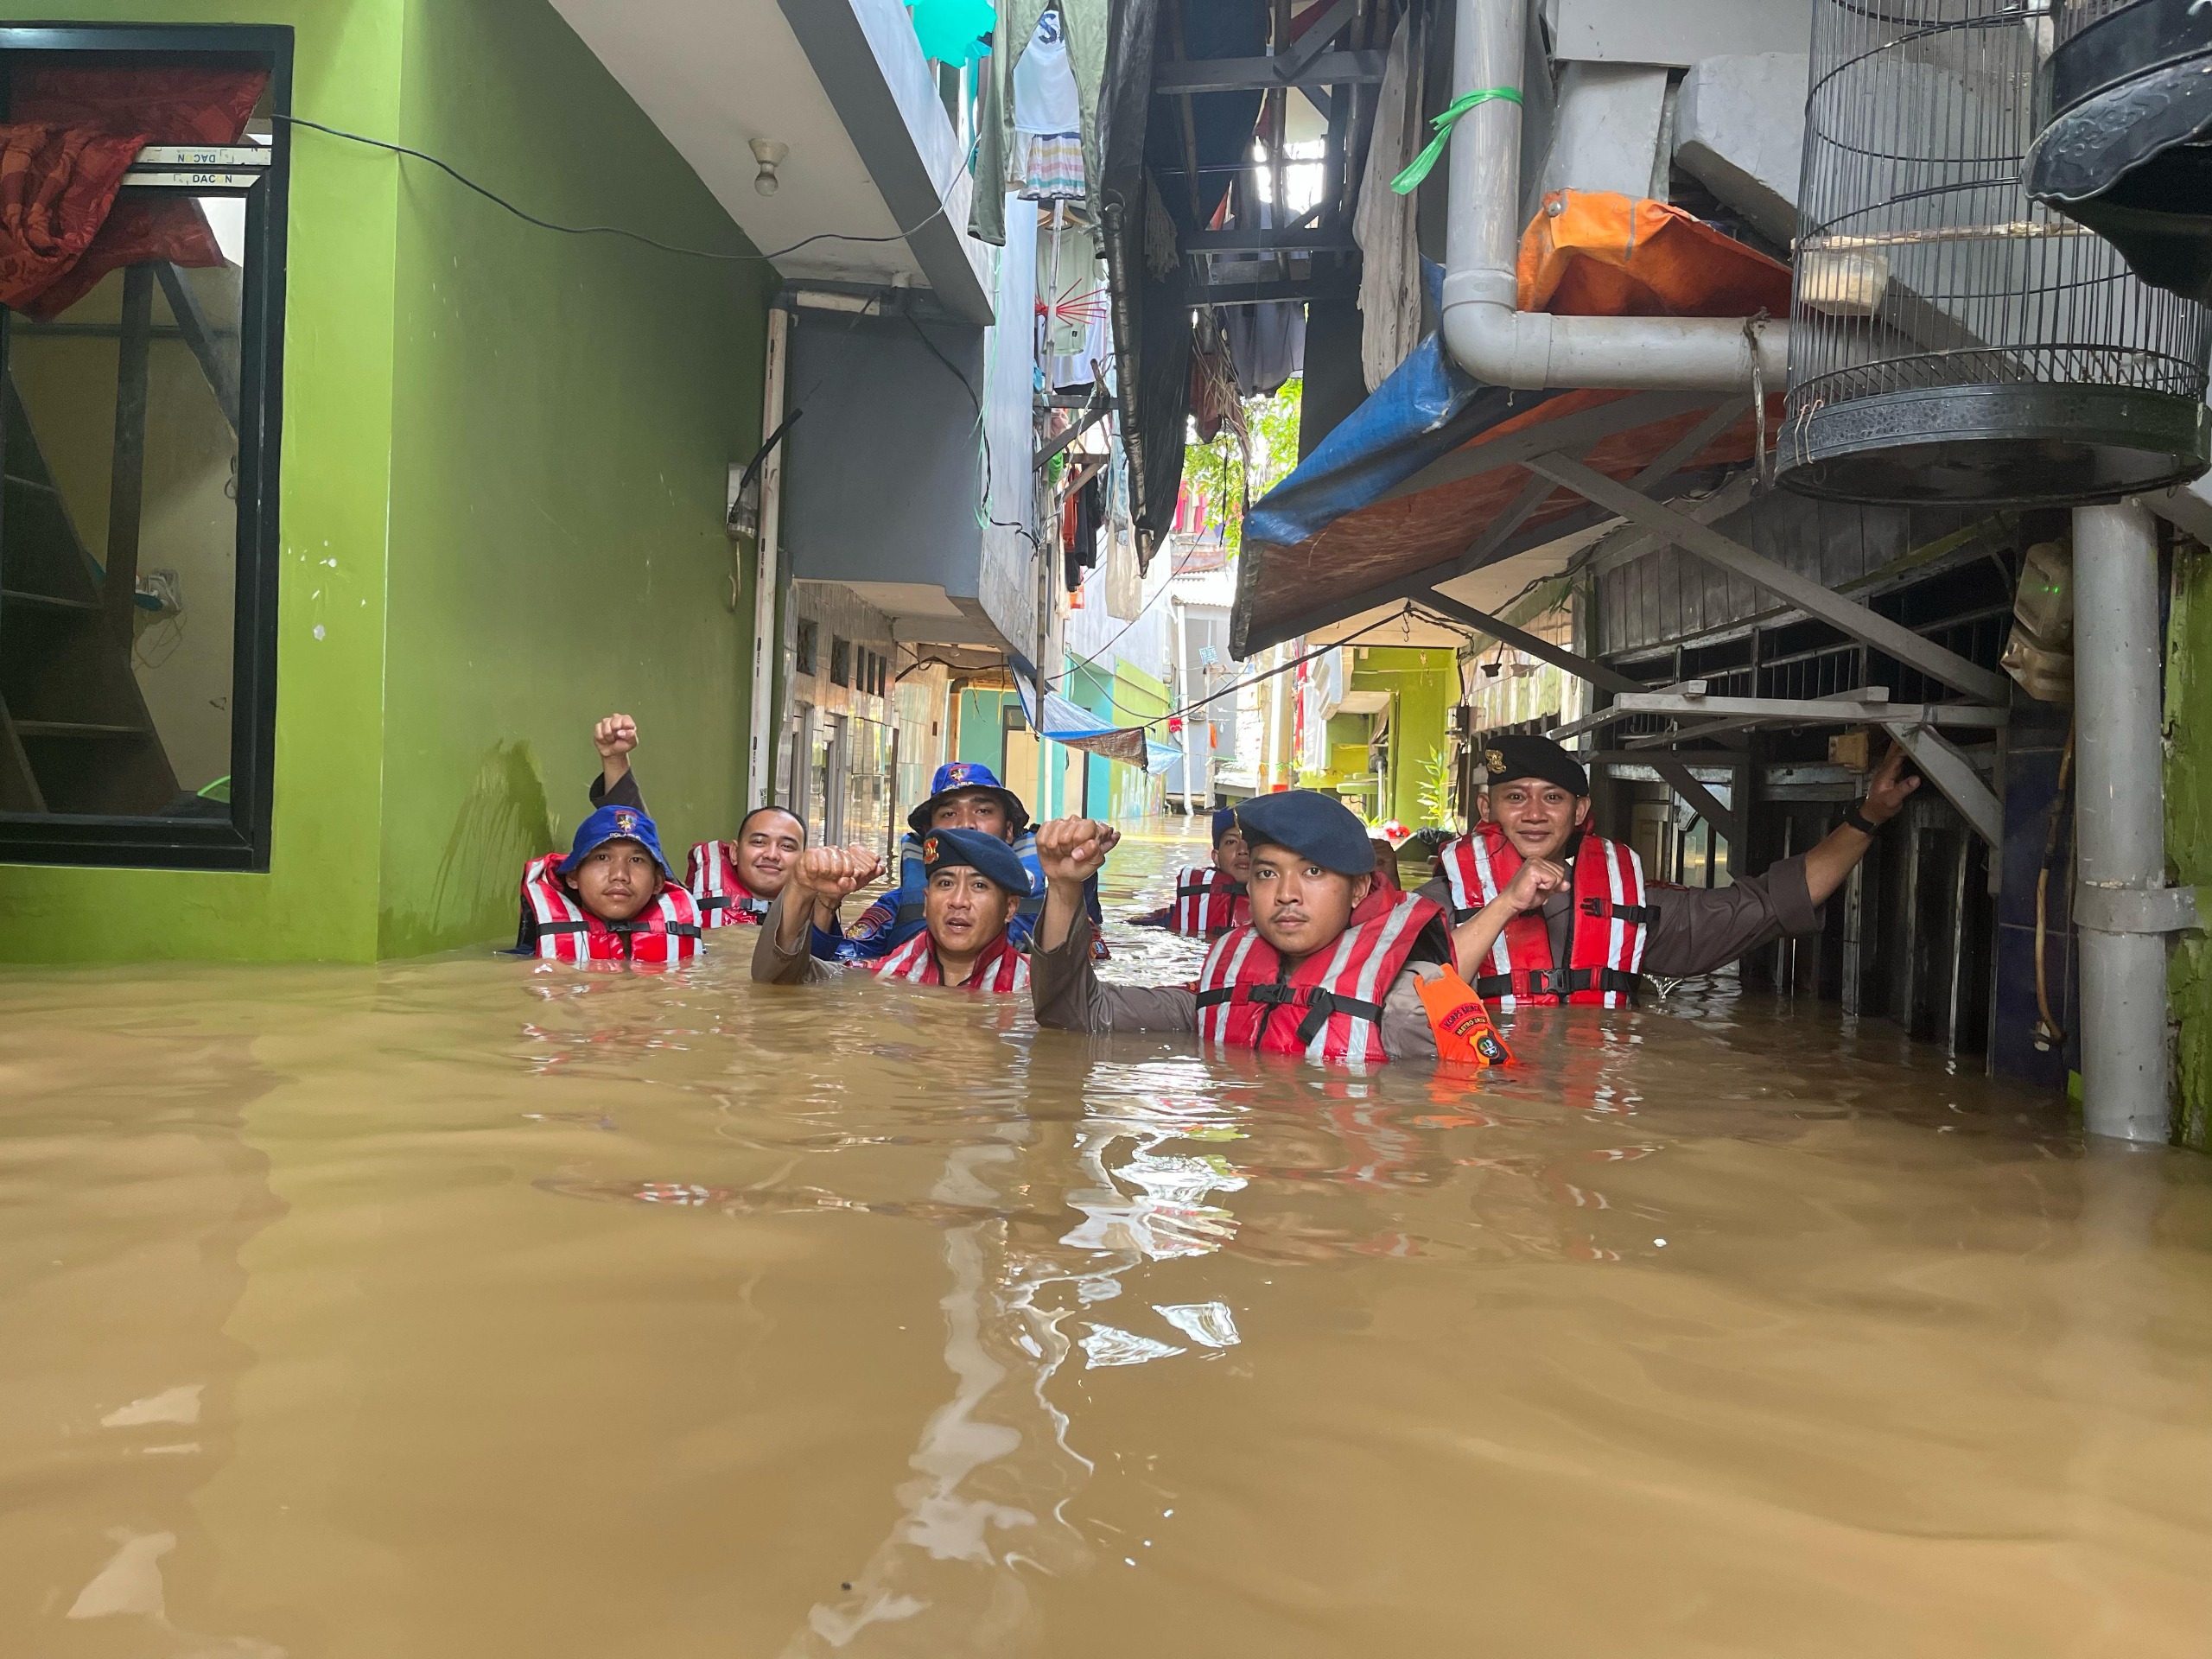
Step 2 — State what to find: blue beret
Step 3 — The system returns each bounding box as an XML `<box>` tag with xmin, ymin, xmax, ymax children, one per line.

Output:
<box><xmin>560</xmin><ymin>804</ymin><xmax>675</xmax><ymax>880</ymax></box>
<box><xmin>1236</xmin><ymin>790</ymin><xmax>1374</xmax><ymax>876</ymax></box>
<box><xmin>1211</xmin><ymin>805</ymin><xmax>1238</xmax><ymax>845</ymax></box>
<box><xmin>919</xmin><ymin>825</ymin><xmax>1033</xmax><ymax>897</ymax></box>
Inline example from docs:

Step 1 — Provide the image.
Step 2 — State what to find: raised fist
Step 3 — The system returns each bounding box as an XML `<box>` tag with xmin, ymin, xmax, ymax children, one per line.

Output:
<box><xmin>594</xmin><ymin>714</ymin><xmax>639</xmax><ymax>762</ymax></box>
<box><xmin>1035</xmin><ymin>816</ymin><xmax>1121</xmax><ymax>886</ymax></box>
<box><xmin>1501</xmin><ymin>855</ymin><xmax>1567</xmax><ymax>913</ymax></box>
<box><xmin>791</xmin><ymin>843</ymin><xmax>883</xmax><ymax>906</ymax></box>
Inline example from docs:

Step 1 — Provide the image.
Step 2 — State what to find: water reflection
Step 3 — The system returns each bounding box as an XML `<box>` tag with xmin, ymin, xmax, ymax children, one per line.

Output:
<box><xmin>3</xmin><ymin>827</ymin><xmax>2212</xmax><ymax>1653</ymax></box>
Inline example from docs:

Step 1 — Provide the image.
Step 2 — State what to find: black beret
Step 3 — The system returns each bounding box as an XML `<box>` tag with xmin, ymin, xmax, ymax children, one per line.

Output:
<box><xmin>919</xmin><ymin>826</ymin><xmax>1034</xmax><ymax>898</ymax></box>
<box><xmin>1480</xmin><ymin>734</ymin><xmax>1588</xmax><ymax>796</ymax></box>
<box><xmin>1236</xmin><ymin>790</ymin><xmax>1375</xmax><ymax>876</ymax></box>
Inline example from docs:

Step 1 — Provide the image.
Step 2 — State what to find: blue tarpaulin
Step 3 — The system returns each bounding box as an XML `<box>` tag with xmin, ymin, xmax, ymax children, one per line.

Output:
<box><xmin>1018</xmin><ymin>677</ymin><xmax>1182</xmax><ymax>774</ymax></box>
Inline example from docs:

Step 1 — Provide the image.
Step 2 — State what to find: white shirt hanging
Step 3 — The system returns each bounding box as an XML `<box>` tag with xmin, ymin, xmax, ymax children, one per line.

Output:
<box><xmin>1013</xmin><ymin>7</ymin><xmax>1081</xmax><ymax>136</ymax></box>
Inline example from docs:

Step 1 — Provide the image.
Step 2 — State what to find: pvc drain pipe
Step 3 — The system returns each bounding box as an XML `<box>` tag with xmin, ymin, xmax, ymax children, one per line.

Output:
<box><xmin>2072</xmin><ymin>500</ymin><xmax>2175</xmax><ymax>1143</ymax></box>
<box><xmin>1440</xmin><ymin>0</ymin><xmax>1789</xmax><ymax>392</ymax></box>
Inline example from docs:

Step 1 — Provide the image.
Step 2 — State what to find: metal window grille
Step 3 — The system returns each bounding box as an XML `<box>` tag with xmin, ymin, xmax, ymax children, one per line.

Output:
<box><xmin>1783</xmin><ymin>0</ymin><xmax>2212</xmax><ymax>505</ymax></box>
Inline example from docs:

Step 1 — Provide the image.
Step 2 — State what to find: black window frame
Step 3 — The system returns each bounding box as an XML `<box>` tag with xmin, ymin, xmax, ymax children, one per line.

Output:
<box><xmin>830</xmin><ymin>635</ymin><xmax>851</xmax><ymax>688</ymax></box>
<box><xmin>0</xmin><ymin>22</ymin><xmax>290</xmax><ymax>872</ymax></box>
<box><xmin>794</xmin><ymin>618</ymin><xmax>818</xmax><ymax>677</ymax></box>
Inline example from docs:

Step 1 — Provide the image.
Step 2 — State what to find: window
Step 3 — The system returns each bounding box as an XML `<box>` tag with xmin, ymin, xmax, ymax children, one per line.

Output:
<box><xmin>830</xmin><ymin>635</ymin><xmax>851</xmax><ymax>688</ymax></box>
<box><xmin>0</xmin><ymin>25</ymin><xmax>289</xmax><ymax>870</ymax></box>
<box><xmin>794</xmin><ymin>618</ymin><xmax>818</xmax><ymax>677</ymax></box>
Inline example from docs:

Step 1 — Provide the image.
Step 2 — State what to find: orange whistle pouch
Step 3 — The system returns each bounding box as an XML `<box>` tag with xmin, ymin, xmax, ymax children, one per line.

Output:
<box><xmin>1416</xmin><ymin>966</ymin><xmax>1515</xmax><ymax>1067</ymax></box>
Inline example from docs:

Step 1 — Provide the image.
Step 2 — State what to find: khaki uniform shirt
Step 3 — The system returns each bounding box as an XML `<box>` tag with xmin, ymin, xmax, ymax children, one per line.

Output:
<box><xmin>750</xmin><ymin>894</ymin><xmax>837</xmax><ymax>985</ymax></box>
<box><xmin>1415</xmin><ymin>849</ymin><xmax>1823</xmax><ymax>979</ymax></box>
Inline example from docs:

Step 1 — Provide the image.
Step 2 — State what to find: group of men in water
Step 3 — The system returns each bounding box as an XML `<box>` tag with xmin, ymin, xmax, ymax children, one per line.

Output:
<box><xmin>516</xmin><ymin>710</ymin><xmax>1921</xmax><ymax>1067</ymax></box>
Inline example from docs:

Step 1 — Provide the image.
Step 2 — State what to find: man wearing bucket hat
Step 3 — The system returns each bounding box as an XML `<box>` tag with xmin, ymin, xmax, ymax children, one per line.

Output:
<box><xmin>1028</xmin><ymin>791</ymin><xmax>1511</xmax><ymax>1067</ymax></box>
<box><xmin>1428</xmin><ymin>732</ymin><xmax>1919</xmax><ymax>1007</ymax></box>
<box><xmin>828</xmin><ymin>760</ymin><xmax>1106</xmax><ymax>962</ymax></box>
<box><xmin>514</xmin><ymin>803</ymin><xmax>704</xmax><ymax>964</ymax></box>
<box><xmin>753</xmin><ymin>825</ymin><xmax>1032</xmax><ymax>993</ymax></box>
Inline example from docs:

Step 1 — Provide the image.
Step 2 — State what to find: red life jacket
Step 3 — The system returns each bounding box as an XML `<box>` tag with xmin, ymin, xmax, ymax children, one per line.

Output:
<box><xmin>1193</xmin><ymin>889</ymin><xmax>1448</xmax><ymax>1066</ymax></box>
<box><xmin>1437</xmin><ymin>822</ymin><xmax>1649</xmax><ymax>1008</ymax></box>
<box><xmin>519</xmin><ymin>854</ymin><xmax>703</xmax><ymax>963</ymax></box>
<box><xmin>1172</xmin><ymin>866</ymin><xmax>1250</xmax><ymax>935</ymax></box>
<box><xmin>869</xmin><ymin>927</ymin><xmax>1031</xmax><ymax>993</ymax></box>
<box><xmin>685</xmin><ymin>840</ymin><xmax>772</xmax><ymax>928</ymax></box>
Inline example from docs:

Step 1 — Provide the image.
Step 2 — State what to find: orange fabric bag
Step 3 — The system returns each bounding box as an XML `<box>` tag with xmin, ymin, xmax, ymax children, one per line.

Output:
<box><xmin>1517</xmin><ymin>189</ymin><xmax>1792</xmax><ymax>320</ymax></box>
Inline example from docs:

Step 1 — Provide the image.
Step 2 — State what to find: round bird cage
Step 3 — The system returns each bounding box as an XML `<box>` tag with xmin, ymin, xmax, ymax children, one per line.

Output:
<box><xmin>1783</xmin><ymin>0</ymin><xmax>2212</xmax><ymax>505</ymax></box>
<box><xmin>2031</xmin><ymin>0</ymin><xmax>2212</xmax><ymax>305</ymax></box>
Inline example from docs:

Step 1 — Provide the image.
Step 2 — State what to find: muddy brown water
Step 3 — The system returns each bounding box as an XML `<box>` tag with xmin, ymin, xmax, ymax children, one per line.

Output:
<box><xmin>5</xmin><ymin>823</ymin><xmax>2212</xmax><ymax>1657</ymax></box>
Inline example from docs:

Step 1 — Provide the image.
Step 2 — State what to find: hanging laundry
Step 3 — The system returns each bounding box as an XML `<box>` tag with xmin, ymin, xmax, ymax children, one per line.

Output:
<box><xmin>968</xmin><ymin>0</ymin><xmax>1108</xmax><ymax>245</ymax></box>
<box><xmin>1012</xmin><ymin>6</ymin><xmax>1085</xmax><ymax>200</ymax></box>
<box><xmin>1354</xmin><ymin>3</ymin><xmax>1429</xmax><ymax>391</ymax></box>
<box><xmin>1061</xmin><ymin>473</ymin><xmax>1103</xmax><ymax>592</ymax></box>
<box><xmin>1224</xmin><ymin>300</ymin><xmax>1306</xmax><ymax>397</ymax></box>
<box><xmin>1037</xmin><ymin>213</ymin><xmax>1105</xmax><ymax>360</ymax></box>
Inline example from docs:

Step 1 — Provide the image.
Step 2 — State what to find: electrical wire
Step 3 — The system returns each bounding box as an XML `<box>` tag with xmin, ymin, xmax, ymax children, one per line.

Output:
<box><xmin>275</xmin><ymin>114</ymin><xmax>975</xmax><ymax>264</ymax></box>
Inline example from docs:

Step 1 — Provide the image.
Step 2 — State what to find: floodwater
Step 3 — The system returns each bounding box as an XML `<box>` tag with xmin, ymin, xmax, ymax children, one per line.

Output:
<box><xmin>5</xmin><ymin>826</ymin><xmax>2212</xmax><ymax>1658</ymax></box>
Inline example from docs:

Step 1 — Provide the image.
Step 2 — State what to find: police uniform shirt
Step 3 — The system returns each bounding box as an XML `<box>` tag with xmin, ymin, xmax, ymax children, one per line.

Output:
<box><xmin>1414</xmin><ymin>848</ymin><xmax>1823</xmax><ymax>979</ymax></box>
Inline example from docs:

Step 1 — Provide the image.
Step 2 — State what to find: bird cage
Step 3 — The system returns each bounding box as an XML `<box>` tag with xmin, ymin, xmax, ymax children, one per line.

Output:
<box><xmin>1782</xmin><ymin>0</ymin><xmax>2212</xmax><ymax>505</ymax></box>
<box><xmin>2030</xmin><ymin>0</ymin><xmax>2212</xmax><ymax>305</ymax></box>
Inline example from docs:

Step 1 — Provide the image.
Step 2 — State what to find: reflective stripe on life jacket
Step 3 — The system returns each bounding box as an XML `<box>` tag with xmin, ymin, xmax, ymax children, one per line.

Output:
<box><xmin>519</xmin><ymin>854</ymin><xmax>703</xmax><ymax>963</ymax></box>
<box><xmin>684</xmin><ymin>840</ymin><xmax>772</xmax><ymax>928</ymax></box>
<box><xmin>1192</xmin><ymin>889</ymin><xmax>1446</xmax><ymax>1066</ymax></box>
<box><xmin>1437</xmin><ymin>823</ymin><xmax>1649</xmax><ymax>1008</ymax></box>
<box><xmin>868</xmin><ymin>928</ymin><xmax>1031</xmax><ymax>993</ymax></box>
<box><xmin>1172</xmin><ymin>866</ymin><xmax>1250</xmax><ymax>935</ymax></box>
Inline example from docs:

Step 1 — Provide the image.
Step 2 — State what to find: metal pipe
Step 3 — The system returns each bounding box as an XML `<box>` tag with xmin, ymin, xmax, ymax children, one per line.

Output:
<box><xmin>1438</xmin><ymin>0</ymin><xmax>1788</xmax><ymax>391</ymax></box>
<box><xmin>747</xmin><ymin>305</ymin><xmax>791</xmax><ymax>809</ymax></box>
<box><xmin>2072</xmin><ymin>501</ymin><xmax>2171</xmax><ymax>1143</ymax></box>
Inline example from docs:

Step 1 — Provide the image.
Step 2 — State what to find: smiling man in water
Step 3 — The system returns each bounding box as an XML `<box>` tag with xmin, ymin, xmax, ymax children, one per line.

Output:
<box><xmin>1431</xmin><ymin>733</ymin><xmax>1920</xmax><ymax>1007</ymax></box>
<box><xmin>753</xmin><ymin>827</ymin><xmax>1031</xmax><ymax>993</ymax></box>
<box><xmin>1028</xmin><ymin>791</ymin><xmax>1507</xmax><ymax>1065</ymax></box>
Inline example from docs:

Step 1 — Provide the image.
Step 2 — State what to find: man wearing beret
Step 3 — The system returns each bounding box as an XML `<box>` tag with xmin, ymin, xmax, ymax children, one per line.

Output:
<box><xmin>1433</xmin><ymin>733</ymin><xmax>1921</xmax><ymax>1007</ymax></box>
<box><xmin>1031</xmin><ymin>791</ymin><xmax>1507</xmax><ymax>1065</ymax></box>
<box><xmin>753</xmin><ymin>826</ymin><xmax>1032</xmax><ymax>992</ymax></box>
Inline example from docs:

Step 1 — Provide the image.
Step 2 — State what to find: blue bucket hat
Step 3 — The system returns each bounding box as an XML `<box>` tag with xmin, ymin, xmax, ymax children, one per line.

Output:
<box><xmin>907</xmin><ymin>760</ymin><xmax>1031</xmax><ymax>837</ymax></box>
<box><xmin>559</xmin><ymin>804</ymin><xmax>676</xmax><ymax>881</ymax></box>
<box><xmin>919</xmin><ymin>826</ymin><xmax>1034</xmax><ymax>898</ymax></box>
<box><xmin>1236</xmin><ymin>790</ymin><xmax>1374</xmax><ymax>877</ymax></box>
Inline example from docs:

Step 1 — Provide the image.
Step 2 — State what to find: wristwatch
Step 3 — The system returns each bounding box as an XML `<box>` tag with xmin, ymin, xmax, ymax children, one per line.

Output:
<box><xmin>1841</xmin><ymin>802</ymin><xmax>1885</xmax><ymax>836</ymax></box>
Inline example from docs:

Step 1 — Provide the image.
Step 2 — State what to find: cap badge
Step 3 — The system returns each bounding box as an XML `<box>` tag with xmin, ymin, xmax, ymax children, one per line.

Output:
<box><xmin>947</xmin><ymin>765</ymin><xmax>971</xmax><ymax>784</ymax></box>
<box><xmin>614</xmin><ymin>810</ymin><xmax>639</xmax><ymax>836</ymax></box>
<box><xmin>923</xmin><ymin>835</ymin><xmax>940</xmax><ymax>861</ymax></box>
<box><xmin>1484</xmin><ymin>747</ymin><xmax>1506</xmax><ymax>773</ymax></box>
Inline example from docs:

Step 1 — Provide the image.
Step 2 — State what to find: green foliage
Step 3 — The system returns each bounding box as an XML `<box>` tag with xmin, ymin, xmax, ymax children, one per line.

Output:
<box><xmin>1417</xmin><ymin>747</ymin><xmax>1460</xmax><ymax>834</ymax></box>
<box><xmin>1178</xmin><ymin>374</ymin><xmax>1303</xmax><ymax>556</ymax></box>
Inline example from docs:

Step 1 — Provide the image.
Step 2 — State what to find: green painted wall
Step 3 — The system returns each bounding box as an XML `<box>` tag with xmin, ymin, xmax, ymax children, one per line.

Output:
<box><xmin>0</xmin><ymin>0</ymin><xmax>407</xmax><ymax>962</ymax></box>
<box><xmin>1351</xmin><ymin>647</ymin><xmax>1454</xmax><ymax>829</ymax></box>
<box><xmin>2167</xmin><ymin>544</ymin><xmax>2212</xmax><ymax>1150</ymax></box>
<box><xmin>376</xmin><ymin>0</ymin><xmax>772</xmax><ymax>955</ymax></box>
<box><xmin>1109</xmin><ymin>660</ymin><xmax>1167</xmax><ymax>819</ymax></box>
<box><xmin>0</xmin><ymin>0</ymin><xmax>772</xmax><ymax>962</ymax></box>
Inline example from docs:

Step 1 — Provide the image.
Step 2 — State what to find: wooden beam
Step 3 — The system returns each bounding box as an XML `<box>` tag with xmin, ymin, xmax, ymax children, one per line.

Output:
<box><xmin>1525</xmin><ymin>450</ymin><xmax>2012</xmax><ymax>705</ymax></box>
<box><xmin>156</xmin><ymin>262</ymin><xmax>238</xmax><ymax>435</ymax></box>
<box><xmin>1183</xmin><ymin>225</ymin><xmax>1358</xmax><ymax>252</ymax></box>
<box><xmin>1154</xmin><ymin>49</ymin><xmax>1385</xmax><ymax>93</ymax></box>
